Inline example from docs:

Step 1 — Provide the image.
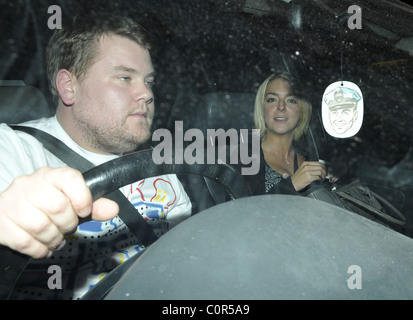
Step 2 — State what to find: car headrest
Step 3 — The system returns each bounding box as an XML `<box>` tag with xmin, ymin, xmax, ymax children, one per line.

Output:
<box><xmin>204</xmin><ymin>92</ymin><xmax>255</xmax><ymax>130</ymax></box>
<box><xmin>0</xmin><ymin>81</ymin><xmax>52</xmax><ymax>124</ymax></box>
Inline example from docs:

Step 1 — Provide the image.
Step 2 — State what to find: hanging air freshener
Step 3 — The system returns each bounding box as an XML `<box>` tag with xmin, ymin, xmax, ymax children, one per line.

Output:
<box><xmin>321</xmin><ymin>81</ymin><xmax>363</xmax><ymax>138</ymax></box>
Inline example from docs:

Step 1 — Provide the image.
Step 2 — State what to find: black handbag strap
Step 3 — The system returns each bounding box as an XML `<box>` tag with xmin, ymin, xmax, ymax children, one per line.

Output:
<box><xmin>10</xmin><ymin>125</ymin><xmax>158</xmax><ymax>246</ymax></box>
<box><xmin>333</xmin><ymin>181</ymin><xmax>407</xmax><ymax>226</ymax></box>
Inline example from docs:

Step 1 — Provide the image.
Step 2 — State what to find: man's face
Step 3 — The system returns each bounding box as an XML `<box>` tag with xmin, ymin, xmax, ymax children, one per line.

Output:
<box><xmin>329</xmin><ymin>107</ymin><xmax>357</xmax><ymax>134</ymax></box>
<box><xmin>71</xmin><ymin>34</ymin><xmax>155</xmax><ymax>155</ymax></box>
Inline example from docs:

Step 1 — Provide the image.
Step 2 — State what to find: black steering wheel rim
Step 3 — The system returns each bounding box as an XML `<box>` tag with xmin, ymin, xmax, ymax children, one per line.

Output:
<box><xmin>83</xmin><ymin>148</ymin><xmax>252</xmax><ymax>201</ymax></box>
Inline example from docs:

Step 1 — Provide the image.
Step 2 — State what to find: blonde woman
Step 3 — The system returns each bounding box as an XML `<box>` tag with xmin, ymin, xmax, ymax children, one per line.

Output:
<box><xmin>253</xmin><ymin>72</ymin><xmax>335</xmax><ymax>194</ymax></box>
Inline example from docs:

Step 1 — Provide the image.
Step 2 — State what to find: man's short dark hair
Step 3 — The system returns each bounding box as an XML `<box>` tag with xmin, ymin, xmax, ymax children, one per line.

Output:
<box><xmin>46</xmin><ymin>12</ymin><xmax>152</xmax><ymax>101</ymax></box>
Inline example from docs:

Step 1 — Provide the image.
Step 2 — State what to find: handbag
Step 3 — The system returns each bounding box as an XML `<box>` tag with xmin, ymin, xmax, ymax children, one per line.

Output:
<box><xmin>306</xmin><ymin>179</ymin><xmax>406</xmax><ymax>230</ymax></box>
<box><xmin>332</xmin><ymin>179</ymin><xmax>406</xmax><ymax>227</ymax></box>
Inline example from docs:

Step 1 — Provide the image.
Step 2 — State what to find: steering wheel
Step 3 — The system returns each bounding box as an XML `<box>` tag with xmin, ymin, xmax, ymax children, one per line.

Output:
<box><xmin>0</xmin><ymin>149</ymin><xmax>252</xmax><ymax>300</ymax></box>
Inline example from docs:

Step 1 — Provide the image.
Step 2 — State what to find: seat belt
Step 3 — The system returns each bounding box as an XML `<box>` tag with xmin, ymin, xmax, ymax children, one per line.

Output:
<box><xmin>10</xmin><ymin>125</ymin><xmax>158</xmax><ymax>247</ymax></box>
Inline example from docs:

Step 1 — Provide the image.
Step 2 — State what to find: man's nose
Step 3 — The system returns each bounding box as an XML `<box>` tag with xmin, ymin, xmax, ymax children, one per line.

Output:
<box><xmin>133</xmin><ymin>81</ymin><xmax>153</xmax><ymax>104</ymax></box>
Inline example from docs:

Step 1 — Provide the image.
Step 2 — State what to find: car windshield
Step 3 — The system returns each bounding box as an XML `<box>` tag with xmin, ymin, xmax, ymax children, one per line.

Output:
<box><xmin>1</xmin><ymin>2</ymin><xmax>412</xmax><ymax>212</ymax></box>
<box><xmin>1</xmin><ymin>0</ymin><xmax>413</xmax><ymax>300</ymax></box>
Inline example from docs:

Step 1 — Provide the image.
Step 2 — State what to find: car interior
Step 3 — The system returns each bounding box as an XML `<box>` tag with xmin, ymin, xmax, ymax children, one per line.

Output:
<box><xmin>1</xmin><ymin>0</ymin><xmax>413</xmax><ymax>300</ymax></box>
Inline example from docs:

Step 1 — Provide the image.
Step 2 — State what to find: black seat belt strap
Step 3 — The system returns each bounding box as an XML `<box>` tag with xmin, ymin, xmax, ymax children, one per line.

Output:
<box><xmin>10</xmin><ymin>125</ymin><xmax>158</xmax><ymax>247</ymax></box>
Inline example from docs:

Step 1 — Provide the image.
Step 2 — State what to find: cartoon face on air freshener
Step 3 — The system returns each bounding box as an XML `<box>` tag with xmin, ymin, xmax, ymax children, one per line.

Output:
<box><xmin>322</xmin><ymin>81</ymin><xmax>363</xmax><ymax>138</ymax></box>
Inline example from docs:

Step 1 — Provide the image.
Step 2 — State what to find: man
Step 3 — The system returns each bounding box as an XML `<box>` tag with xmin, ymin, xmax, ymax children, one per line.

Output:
<box><xmin>0</xmin><ymin>13</ymin><xmax>191</xmax><ymax>299</ymax></box>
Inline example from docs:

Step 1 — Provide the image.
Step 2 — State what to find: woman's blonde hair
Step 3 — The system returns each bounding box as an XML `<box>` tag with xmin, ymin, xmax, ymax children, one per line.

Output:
<box><xmin>253</xmin><ymin>71</ymin><xmax>312</xmax><ymax>141</ymax></box>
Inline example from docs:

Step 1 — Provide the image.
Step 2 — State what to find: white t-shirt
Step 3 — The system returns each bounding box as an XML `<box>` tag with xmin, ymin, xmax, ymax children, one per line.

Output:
<box><xmin>0</xmin><ymin>116</ymin><xmax>192</xmax><ymax>299</ymax></box>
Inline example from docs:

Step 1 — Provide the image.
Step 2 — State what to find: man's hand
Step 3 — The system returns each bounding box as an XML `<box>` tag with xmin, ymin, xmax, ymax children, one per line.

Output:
<box><xmin>0</xmin><ymin>167</ymin><xmax>119</xmax><ymax>259</ymax></box>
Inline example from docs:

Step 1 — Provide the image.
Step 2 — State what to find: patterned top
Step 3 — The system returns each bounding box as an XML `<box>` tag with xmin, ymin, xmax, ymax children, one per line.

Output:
<box><xmin>264</xmin><ymin>152</ymin><xmax>298</xmax><ymax>194</ymax></box>
<box><xmin>265</xmin><ymin>162</ymin><xmax>283</xmax><ymax>193</ymax></box>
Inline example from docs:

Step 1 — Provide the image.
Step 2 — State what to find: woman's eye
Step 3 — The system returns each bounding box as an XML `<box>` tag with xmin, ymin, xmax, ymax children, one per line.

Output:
<box><xmin>266</xmin><ymin>98</ymin><xmax>276</xmax><ymax>103</ymax></box>
<box><xmin>287</xmin><ymin>97</ymin><xmax>298</xmax><ymax>104</ymax></box>
<box><xmin>120</xmin><ymin>76</ymin><xmax>131</xmax><ymax>81</ymax></box>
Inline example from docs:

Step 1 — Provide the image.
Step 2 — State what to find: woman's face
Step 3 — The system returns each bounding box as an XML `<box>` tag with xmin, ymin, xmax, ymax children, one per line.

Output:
<box><xmin>263</xmin><ymin>78</ymin><xmax>300</xmax><ymax>137</ymax></box>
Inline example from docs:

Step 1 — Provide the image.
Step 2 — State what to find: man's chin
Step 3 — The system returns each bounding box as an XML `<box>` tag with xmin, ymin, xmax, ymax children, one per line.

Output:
<box><xmin>109</xmin><ymin>130</ymin><xmax>151</xmax><ymax>154</ymax></box>
<box><xmin>131</xmin><ymin>130</ymin><xmax>152</xmax><ymax>147</ymax></box>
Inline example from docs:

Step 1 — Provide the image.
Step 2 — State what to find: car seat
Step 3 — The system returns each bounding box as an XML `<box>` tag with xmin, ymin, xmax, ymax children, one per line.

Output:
<box><xmin>179</xmin><ymin>91</ymin><xmax>256</xmax><ymax>213</ymax></box>
<box><xmin>0</xmin><ymin>80</ymin><xmax>52</xmax><ymax>124</ymax></box>
<box><xmin>204</xmin><ymin>92</ymin><xmax>255</xmax><ymax>130</ymax></box>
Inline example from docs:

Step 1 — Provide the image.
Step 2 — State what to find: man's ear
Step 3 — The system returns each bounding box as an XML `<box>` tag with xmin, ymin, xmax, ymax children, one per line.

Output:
<box><xmin>56</xmin><ymin>69</ymin><xmax>76</xmax><ymax>106</ymax></box>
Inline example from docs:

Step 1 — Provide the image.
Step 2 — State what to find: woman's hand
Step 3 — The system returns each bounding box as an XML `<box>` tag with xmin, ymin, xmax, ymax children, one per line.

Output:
<box><xmin>291</xmin><ymin>161</ymin><xmax>327</xmax><ymax>191</ymax></box>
